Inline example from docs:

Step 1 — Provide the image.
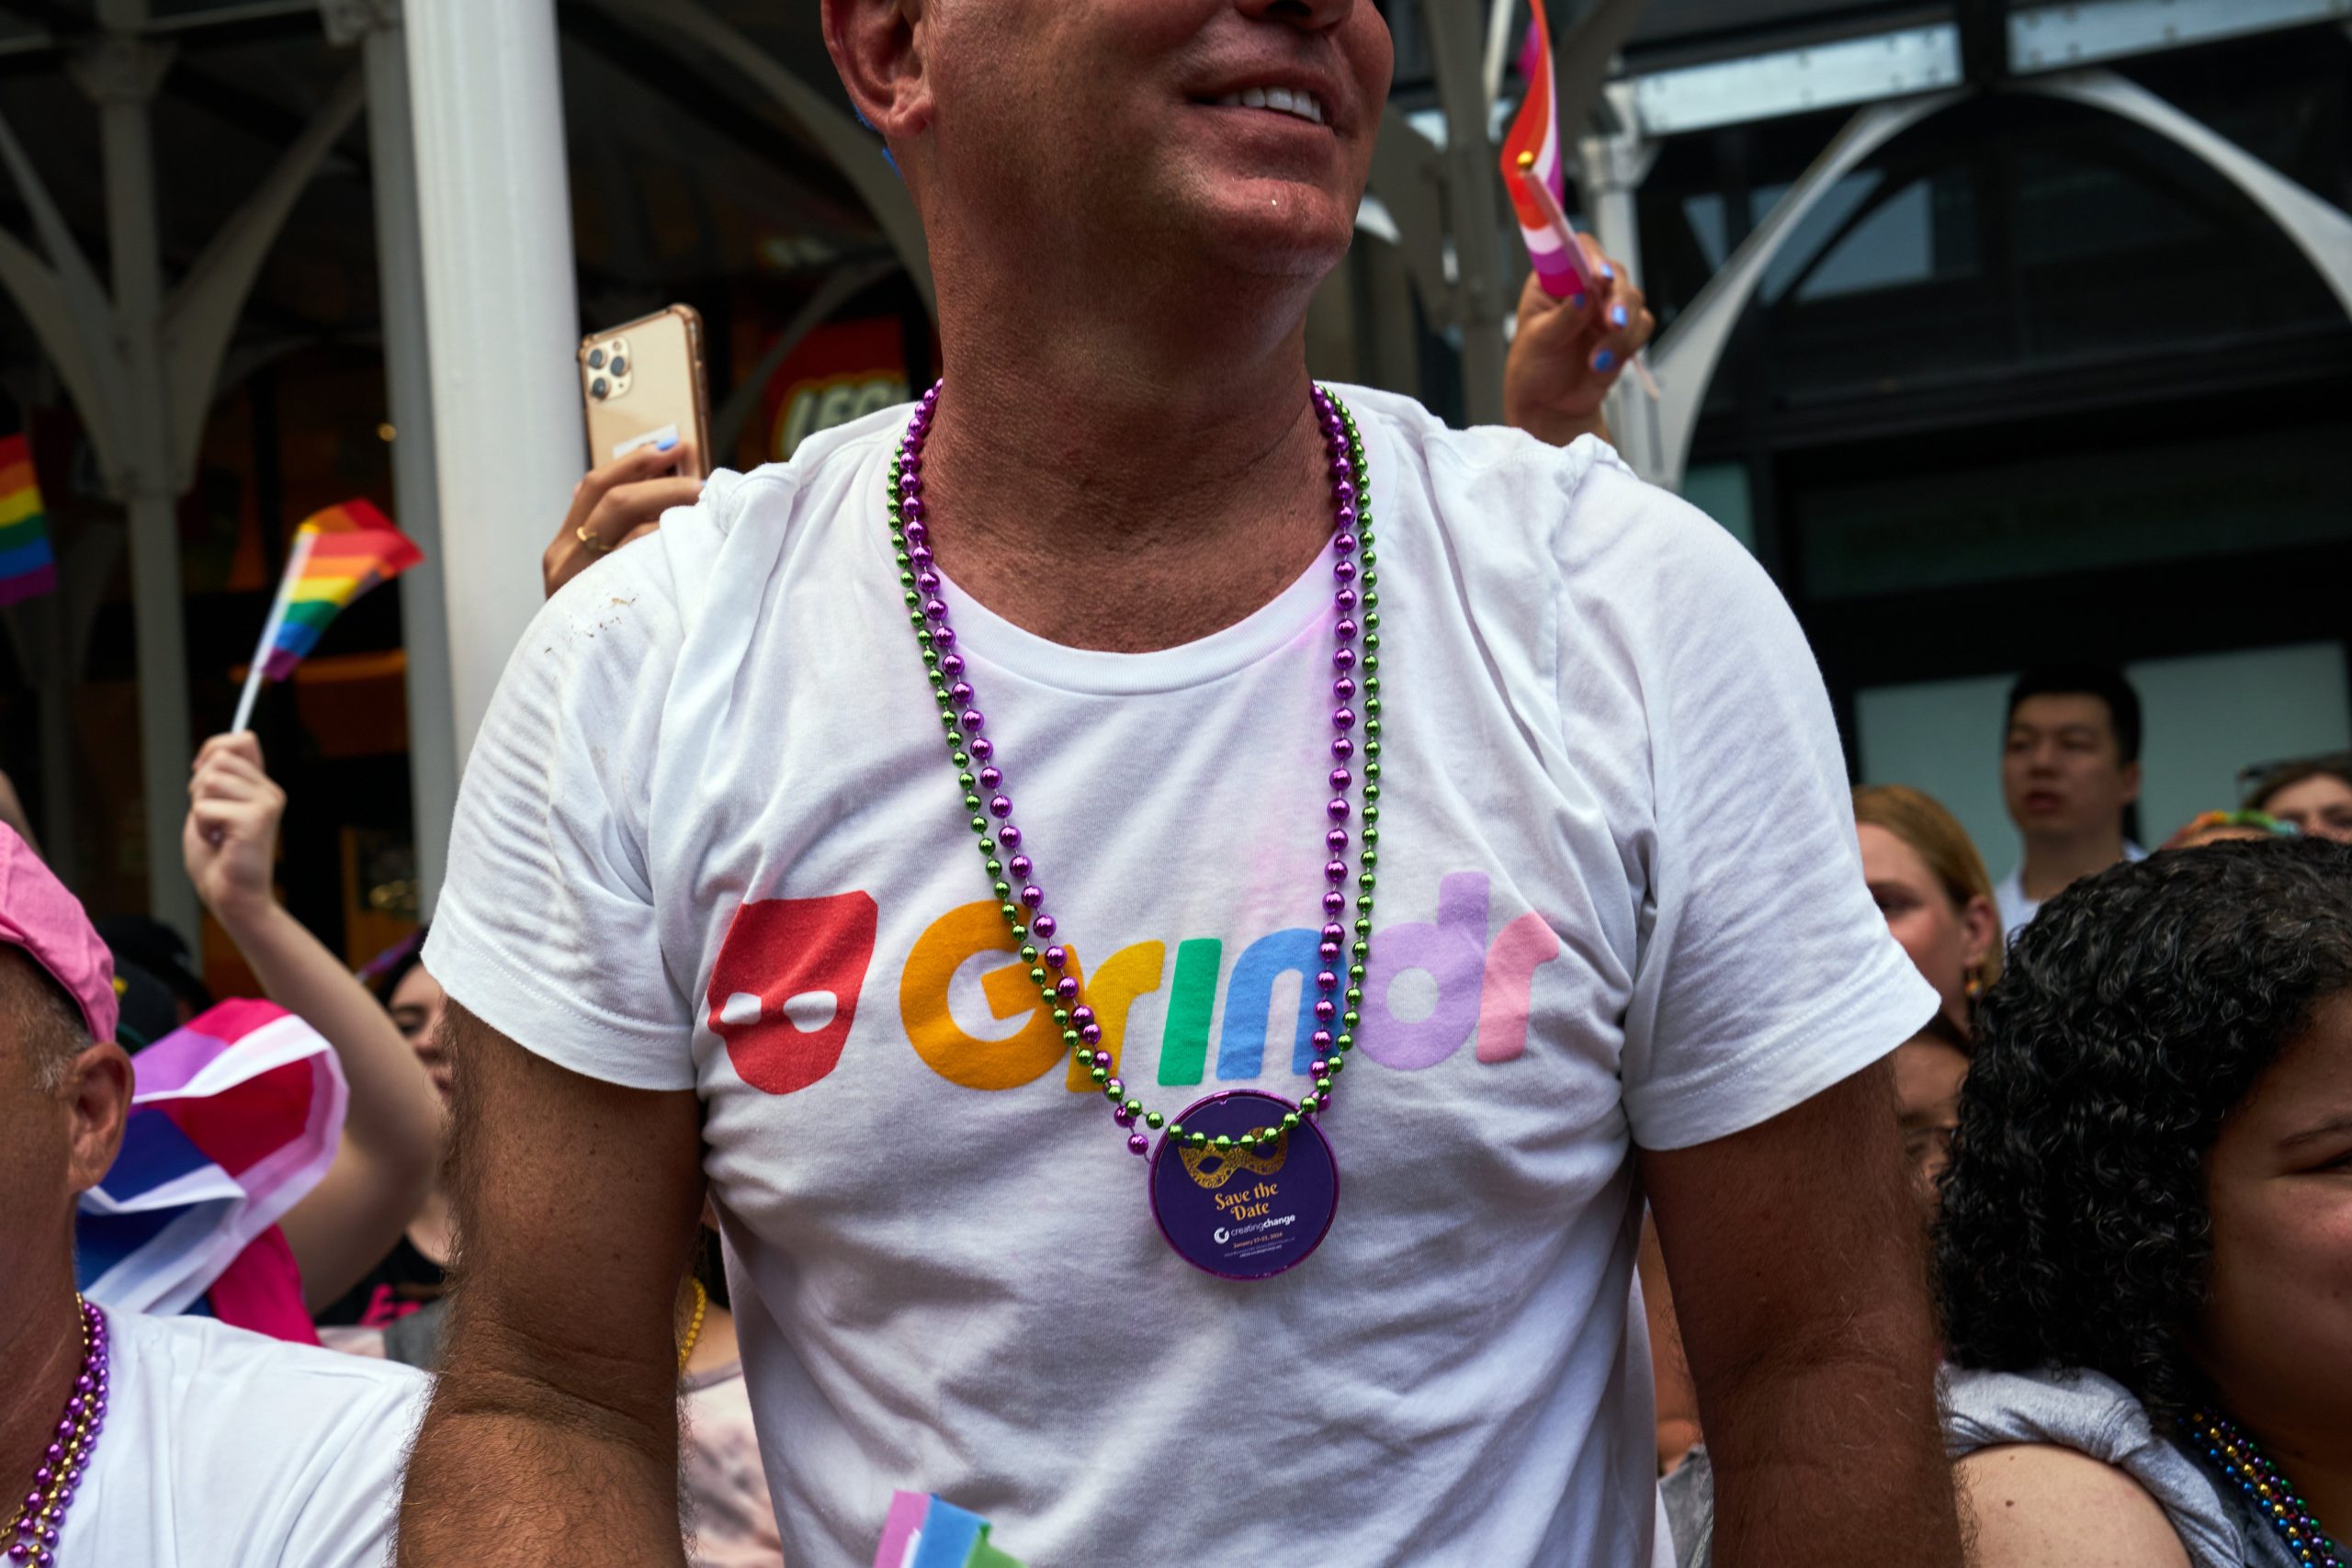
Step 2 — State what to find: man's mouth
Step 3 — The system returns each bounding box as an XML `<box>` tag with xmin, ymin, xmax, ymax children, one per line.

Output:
<box><xmin>1208</xmin><ymin>85</ymin><xmax>1329</xmax><ymax>127</ymax></box>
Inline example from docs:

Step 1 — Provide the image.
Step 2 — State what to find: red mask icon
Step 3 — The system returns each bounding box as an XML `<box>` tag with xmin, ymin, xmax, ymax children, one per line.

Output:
<box><xmin>706</xmin><ymin>891</ymin><xmax>878</xmax><ymax>1095</ymax></box>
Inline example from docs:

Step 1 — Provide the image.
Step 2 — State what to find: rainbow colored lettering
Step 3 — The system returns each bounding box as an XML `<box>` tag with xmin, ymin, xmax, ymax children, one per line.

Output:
<box><xmin>707</xmin><ymin>873</ymin><xmax>1562</xmax><ymax>1096</ymax></box>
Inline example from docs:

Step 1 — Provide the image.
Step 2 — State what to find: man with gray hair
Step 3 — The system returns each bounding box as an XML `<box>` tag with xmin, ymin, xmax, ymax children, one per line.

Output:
<box><xmin>0</xmin><ymin>826</ymin><xmax>424</xmax><ymax>1566</ymax></box>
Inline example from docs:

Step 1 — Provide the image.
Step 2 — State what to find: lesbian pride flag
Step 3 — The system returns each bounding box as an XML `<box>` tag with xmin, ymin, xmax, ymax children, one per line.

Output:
<box><xmin>0</xmin><ymin>432</ymin><xmax>56</xmax><ymax>607</ymax></box>
<box><xmin>874</xmin><ymin>1493</ymin><xmax>1028</xmax><ymax>1568</ymax></box>
<box><xmin>1498</xmin><ymin>0</ymin><xmax>1595</xmax><ymax>301</ymax></box>
<box><xmin>77</xmin><ymin>999</ymin><xmax>347</xmax><ymax>1315</ymax></box>
<box><xmin>264</xmin><ymin>501</ymin><xmax>424</xmax><ymax>680</ymax></box>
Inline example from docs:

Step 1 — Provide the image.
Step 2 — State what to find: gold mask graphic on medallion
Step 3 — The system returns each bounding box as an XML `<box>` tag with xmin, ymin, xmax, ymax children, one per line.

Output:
<box><xmin>1180</xmin><ymin>1135</ymin><xmax>1290</xmax><ymax>1190</ymax></box>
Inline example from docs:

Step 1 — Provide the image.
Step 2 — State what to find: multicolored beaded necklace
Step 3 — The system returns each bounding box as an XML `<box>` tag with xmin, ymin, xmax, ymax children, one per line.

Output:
<box><xmin>6</xmin><ymin>1298</ymin><xmax>107</xmax><ymax>1566</ymax></box>
<box><xmin>888</xmin><ymin>383</ymin><xmax>1381</xmax><ymax>1273</ymax></box>
<box><xmin>2189</xmin><ymin>1407</ymin><xmax>2344</xmax><ymax>1568</ymax></box>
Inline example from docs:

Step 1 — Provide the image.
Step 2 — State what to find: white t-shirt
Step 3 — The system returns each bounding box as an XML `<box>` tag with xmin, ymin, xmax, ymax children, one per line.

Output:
<box><xmin>428</xmin><ymin>386</ymin><xmax>1935</xmax><ymax>1568</ymax></box>
<box><xmin>1995</xmin><ymin>841</ymin><xmax>2148</xmax><ymax>937</ymax></box>
<box><xmin>64</xmin><ymin>1307</ymin><xmax>426</xmax><ymax>1567</ymax></box>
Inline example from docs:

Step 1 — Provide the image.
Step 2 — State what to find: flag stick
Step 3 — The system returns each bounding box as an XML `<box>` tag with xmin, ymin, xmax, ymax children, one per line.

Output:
<box><xmin>232</xmin><ymin>525</ymin><xmax>317</xmax><ymax>733</ymax></box>
<box><xmin>1514</xmin><ymin>166</ymin><xmax>1662</xmax><ymax>401</ymax></box>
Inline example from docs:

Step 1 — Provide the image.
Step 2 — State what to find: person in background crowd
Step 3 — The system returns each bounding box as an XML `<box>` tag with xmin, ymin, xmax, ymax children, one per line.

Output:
<box><xmin>401</xmin><ymin>3</ymin><xmax>1960</xmax><ymax>1565</ymax></box>
<box><xmin>1854</xmin><ymin>784</ymin><xmax>2001</xmax><ymax>1033</ymax></box>
<box><xmin>2163</xmin><ymin>808</ymin><xmax>2296</xmax><ymax>852</ymax></box>
<box><xmin>1939</xmin><ymin>839</ymin><xmax>2352</xmax><ymax>1568</ymax></box>
<box><xmin>2246</xmin><ymin>756</ymin><xmax>2352</xmax><ymax>844</ymax></box>
<box><xmin>1</xmin><ymin>824</ymin><xmax>425</xmax><ymax>1566</ymax></box>
<box><xmin>1996</xmin><ymin>663</ymin><xmax>2146</xmax><ymax>938</ymax></box>
<box><xmin>1890</xmin><ymin>1011</ymin><xmax>1969</xmax><ymax>1209</ymax></box>
<box><xmin>92</xmin><ymin>913</ymin><xmax>210</xmax><ymax>1028</ymax></box>
<box><xmin>317</xmin><ymin>937</ymin><xmax>457</xmax><ymax>1336</ymax></box>
<box><xmin>182</xmin><ymin>733</ymin><xmax>444</xmax><ymax>1318</ymax></box>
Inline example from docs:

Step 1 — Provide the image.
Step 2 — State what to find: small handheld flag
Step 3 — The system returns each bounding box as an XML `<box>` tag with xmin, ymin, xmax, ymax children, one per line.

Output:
<box><xmin>0</xmin><ymin>432</ymin><xmax>56</xmax><ymax>607</ymax></box>
<box><xmin>1498</xmin><ymin>0</ymin><xmax>1595</xmax><ymax>304</ymax></box>
<box><xmin>1498</xmin><ymin>4</ymin><xmax>1661</xmax><ymax>401</ymax></box>
<box><xmin>76</xmin><ymin>999</ymin><xmax>349</xmax><ymax>1316</ymax></box>
<box><xmin>232</xmin><ymin>499</ymin><xmax>424</xmax><ymax>731</ymax></box>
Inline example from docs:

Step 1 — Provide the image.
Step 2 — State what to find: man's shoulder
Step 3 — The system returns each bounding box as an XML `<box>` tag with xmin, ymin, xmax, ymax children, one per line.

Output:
<box><xmin>117</xmin><ymin>1307</ymin><xmax>428</xmax><ymax>1421</ymax></box>
<box><xmin>1337</xmin><ymin>383</ymin><xmax>1756</xmax><ymax>597</ymax></box>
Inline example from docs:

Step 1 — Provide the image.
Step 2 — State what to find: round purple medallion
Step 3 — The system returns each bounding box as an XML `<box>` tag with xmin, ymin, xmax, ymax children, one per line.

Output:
<box><xmin>1149</xmin><ymin>1090</ymin><xmax>1339</xmax><ymax>1280</ymax></box>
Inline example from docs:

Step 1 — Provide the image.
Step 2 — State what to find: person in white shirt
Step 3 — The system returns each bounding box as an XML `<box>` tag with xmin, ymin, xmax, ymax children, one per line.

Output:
<box><xmin>1996</xmin><ymin>664</ymin><xmax>2148</xmax><ymax>936</ymax></box>
<box><xmin>399</xmin><ymin>5</ymin><xmax>1962</xmax><ymax>1566</ymax></box>
<box><xmin>0</xmin><ymin>826</ymin><xmax>426</xmax><ymax>1568</ymax></box>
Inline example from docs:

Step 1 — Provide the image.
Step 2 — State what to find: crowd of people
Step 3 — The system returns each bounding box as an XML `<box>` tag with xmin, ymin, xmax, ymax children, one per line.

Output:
<box><xmin>5</xmin><ymin>4</ymin><xmax>2351</xmax><ymax>1566</ymax></box>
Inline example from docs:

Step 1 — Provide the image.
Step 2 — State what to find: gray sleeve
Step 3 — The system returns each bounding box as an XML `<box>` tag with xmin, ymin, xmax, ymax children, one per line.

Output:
<box><xmin>1941</xmin><ymin>1366</ymin><xmax>2252</xmax><ymax>1568</ymax></box>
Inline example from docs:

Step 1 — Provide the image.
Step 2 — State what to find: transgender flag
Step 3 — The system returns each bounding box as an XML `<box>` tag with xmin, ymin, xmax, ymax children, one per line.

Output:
<box><xmin>77</xmin><ymin>999</ymin><xmax>347</xmax><ymax>1315</ymax></box>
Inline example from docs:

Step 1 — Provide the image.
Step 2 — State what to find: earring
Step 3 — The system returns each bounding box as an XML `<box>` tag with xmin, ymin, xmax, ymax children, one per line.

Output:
<box><xmin>1962</xmin><ymin>967</ymin><xmax>1985</xmax><ymax>1001</ymax></box>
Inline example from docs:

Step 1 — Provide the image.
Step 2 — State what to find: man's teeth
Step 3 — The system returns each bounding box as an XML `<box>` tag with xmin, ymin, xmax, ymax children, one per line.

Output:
<box><xmin>1214</xmin><ymin>86</ymin><xmax>1327</xmax><ymax>125</ymax></box>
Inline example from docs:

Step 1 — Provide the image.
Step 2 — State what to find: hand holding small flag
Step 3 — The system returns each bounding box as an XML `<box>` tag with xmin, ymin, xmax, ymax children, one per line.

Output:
<box><xmin>232</xmin><ymin>500</ymin><xmax>424</xmax><ymax>732</ymax></box>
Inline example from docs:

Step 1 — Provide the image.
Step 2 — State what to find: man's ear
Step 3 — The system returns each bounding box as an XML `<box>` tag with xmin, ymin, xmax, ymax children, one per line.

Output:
<box><xmin>64</xmin><ymin>1042</ymin><xmax>132</xmax><ymax>1197</ymax></box>
<box><xmin>823</xmin><ymin>0</ymin><xmax>934</xmax><ymax>142</ymax></box>
<box><xmin>2120</xmin><ymin>759</ymin><xmax>2144</xmax><ymax>807</ymax></box>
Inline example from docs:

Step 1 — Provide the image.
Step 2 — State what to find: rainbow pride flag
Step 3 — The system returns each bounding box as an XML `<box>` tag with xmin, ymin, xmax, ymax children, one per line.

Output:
<box><xmin>0</xmin><ymin>432</ymin><xmax>56</xmax><ymax>607</ymax></box>
<box><xmin>1498</xmin><ymin>0</ymin><xmax>1594</xmax><ymax>302</ymax></box>
<box><xmin>875</xmin><ymin>1493</ymin><xmax>1028</xmax><ymax>1568</ymax></box>
<box><xmin>264</xmin><ymin>500</ymin><xmax>424</xmax><ymax>680</ymax></box>
<box><xmin>77</xmin><ymin>999</ymin><xmax>348</xmax><ymax>1315</ymax></box>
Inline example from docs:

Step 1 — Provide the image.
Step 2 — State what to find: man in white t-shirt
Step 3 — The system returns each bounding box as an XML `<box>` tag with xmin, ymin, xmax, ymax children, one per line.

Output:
<box><xmin>401</xmin><ymin>6</ymin><xmax>1962</xmax><ymax>1566</ymax></box>
<box><xmin>0</xmin><ymin>827</ymin><xmax>426</xmax><ymax>1567</ymax></box>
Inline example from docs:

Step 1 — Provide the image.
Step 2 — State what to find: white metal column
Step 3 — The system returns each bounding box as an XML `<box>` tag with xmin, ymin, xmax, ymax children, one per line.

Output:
<box><xmin>403</xmin><ymin>0</ymin><xmax>582</xmax><ymax>766</ymax></box>
<box><xmin>82</xmin><ymin>4</ymin><xmax>198</xmax><ymax>942</ymax></box>
<box><xmin>329</xmin><ymin>0</ymin><xmax>458</xmax><ymax>912</ymax></box>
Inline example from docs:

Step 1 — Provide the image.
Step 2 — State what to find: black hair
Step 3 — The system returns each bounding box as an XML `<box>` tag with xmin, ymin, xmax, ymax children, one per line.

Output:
<box><xmin>2006</xmin><ymin>663</ymin><xmax>2143</xmax><ymax>765</ymax></box>
<box><xmin>1934</xmin><ymin>837</ymin><xmax>2352</xmax><ymax>1430</ymax></box>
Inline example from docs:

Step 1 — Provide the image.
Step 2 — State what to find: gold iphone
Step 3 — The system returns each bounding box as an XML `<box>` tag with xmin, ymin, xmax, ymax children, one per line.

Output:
<box><xmin>580</xmin><ymin>304</ymin><xmax>713</xmax><ymax>477</ymax></box>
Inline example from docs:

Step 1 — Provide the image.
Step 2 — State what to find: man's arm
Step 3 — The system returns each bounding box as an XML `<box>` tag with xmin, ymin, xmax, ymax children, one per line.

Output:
<box><xmin>185</xmin><ymin>733</ymin><xmax>443</xmax><ymax>1308</ymax></box>
<box><xmin>398</xmin><ymin>1003</ymin><xmax>707</xmax><ymax>1566</ymax></box>
<box><xmin>1642</xmin><ymin>1057</ymin><xmax>1964</xmax><ymax>1568</ymax></box>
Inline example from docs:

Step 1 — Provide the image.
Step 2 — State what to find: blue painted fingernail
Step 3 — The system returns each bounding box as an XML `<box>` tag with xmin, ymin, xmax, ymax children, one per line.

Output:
<box><xmin>1570</xmin><ymin>292</ymin><xmax>1588</xmax><ymax>310</ymax></box>
<box><xmin>1611</xmin><ymin>304</ymin><xmax>1628</xmax><ymax>328</ymax></box>
<box><xmin>657</xmin><ymin>435</ymin><xmax>678</xmax><ymax>451</ymax></box>
<box><xmin>1600</xmin><ymin>261</ymin><xmax>1616</xmax><ymax>279</ymax></box>
<box><xmin>1593</xmin><ymin>350</ymin><xmax>1616</xmax><ymax>372</ymax></box>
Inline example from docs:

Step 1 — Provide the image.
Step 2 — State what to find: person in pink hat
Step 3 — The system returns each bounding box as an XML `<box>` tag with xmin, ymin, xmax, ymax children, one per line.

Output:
<box><xmin>0</xmin><ymin>826</ymin><xmax>427</xmax><ymax>1567</ymax></box>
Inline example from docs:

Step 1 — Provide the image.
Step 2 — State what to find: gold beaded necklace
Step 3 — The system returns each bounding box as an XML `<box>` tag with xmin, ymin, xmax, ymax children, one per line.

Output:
<box><xmin>675</xmin><ymin>1278</ymin><xmax>708</xmax><ymax>1375</ymax></box>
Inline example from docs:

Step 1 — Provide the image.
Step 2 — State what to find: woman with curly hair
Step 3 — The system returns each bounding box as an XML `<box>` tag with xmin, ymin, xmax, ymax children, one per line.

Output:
<box><xmin>1936</xmin><ymin>836</ymin><xmax>2352</xmax><ymax>1567</ymax></box>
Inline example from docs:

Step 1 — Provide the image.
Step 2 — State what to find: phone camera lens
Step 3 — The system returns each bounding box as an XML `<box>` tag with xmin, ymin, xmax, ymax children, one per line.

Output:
<box><xmin>610</xmin><ymin>356</ymin><xmax>628</xmax><ymax>378</ymax></box>
<box><xmin>591</xmin><ymin>378</ymin><xmax>610</xmax><ymax>400</ymax></box>
<box><xmin>588</xmin><ymin>348</ymin><xmax>607</xmax><ymax>370</ymax></box>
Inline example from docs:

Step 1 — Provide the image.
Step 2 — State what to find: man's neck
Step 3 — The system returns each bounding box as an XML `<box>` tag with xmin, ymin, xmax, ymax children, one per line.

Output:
<box><xmin>2019</xmin><ymin>827</ymin><xmax>2128</xmax><ymax>903</ymax></box>
<box><xmin>0</xmin><ymin>1269</ymin><xmax>85</xmax><ymax>1501</ymax></box>
<box><xmin>917</xmin><ymin>263</ymin><xmax>1336</xmax><ymax>653</ymax></box>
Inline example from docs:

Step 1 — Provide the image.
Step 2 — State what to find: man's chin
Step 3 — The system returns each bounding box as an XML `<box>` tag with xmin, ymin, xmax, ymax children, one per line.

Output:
<box><xmin>1182</xmin><ymin>185</ymin><xmax>1358</xmax><ymax>281</ymax></box>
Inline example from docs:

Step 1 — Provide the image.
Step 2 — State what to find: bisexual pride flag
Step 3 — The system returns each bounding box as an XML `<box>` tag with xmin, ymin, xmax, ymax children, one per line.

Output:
<box><xmin>874</xmin><ymin>1493</ymin><xmax>1028</xmax><ymax>1568</ymax></box>
<box><xmin>264</xmin><ymin>501</ymin><xmax>424</xmax><ymax>680</ymax></box>
<box><xmin>77</xmin><ymin>999</ymin><xmax>348</xmax><ymax>1315</ymax></box>
<box><xmin>0</xmin><ymin>432</ymin><xmax>55</xmax><ymax>607</ymax></box>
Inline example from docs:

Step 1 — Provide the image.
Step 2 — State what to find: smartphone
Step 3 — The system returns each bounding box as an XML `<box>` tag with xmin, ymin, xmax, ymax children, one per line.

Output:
<box><xmin>581</xmin><ymin>304</ymin><xmax>712</xmax><ymax>477</ymax></box>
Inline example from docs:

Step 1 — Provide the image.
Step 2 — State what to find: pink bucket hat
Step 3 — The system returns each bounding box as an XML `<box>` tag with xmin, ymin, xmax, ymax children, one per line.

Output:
<box><xmin>0</xmin><ymin>825</ymin><xmax>119</xmax><ymax>1043</ymax></box>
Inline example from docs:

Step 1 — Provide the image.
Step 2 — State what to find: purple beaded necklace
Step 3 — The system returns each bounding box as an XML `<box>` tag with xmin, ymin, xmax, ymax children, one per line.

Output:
<box><xmin>888</xmin><ymin>383</ymin><xmax>1382</xmax><ymax>1277</ymax></box>
<box><xmin>6</xmin><ymin>1298</ymin><xmax>107</xmax><ymax>1565</ymax></box>
<box><xmin>2190</xmin><ymin>1407</ymin><xmax>2344</xmax><ymax>1567</ymax></box>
